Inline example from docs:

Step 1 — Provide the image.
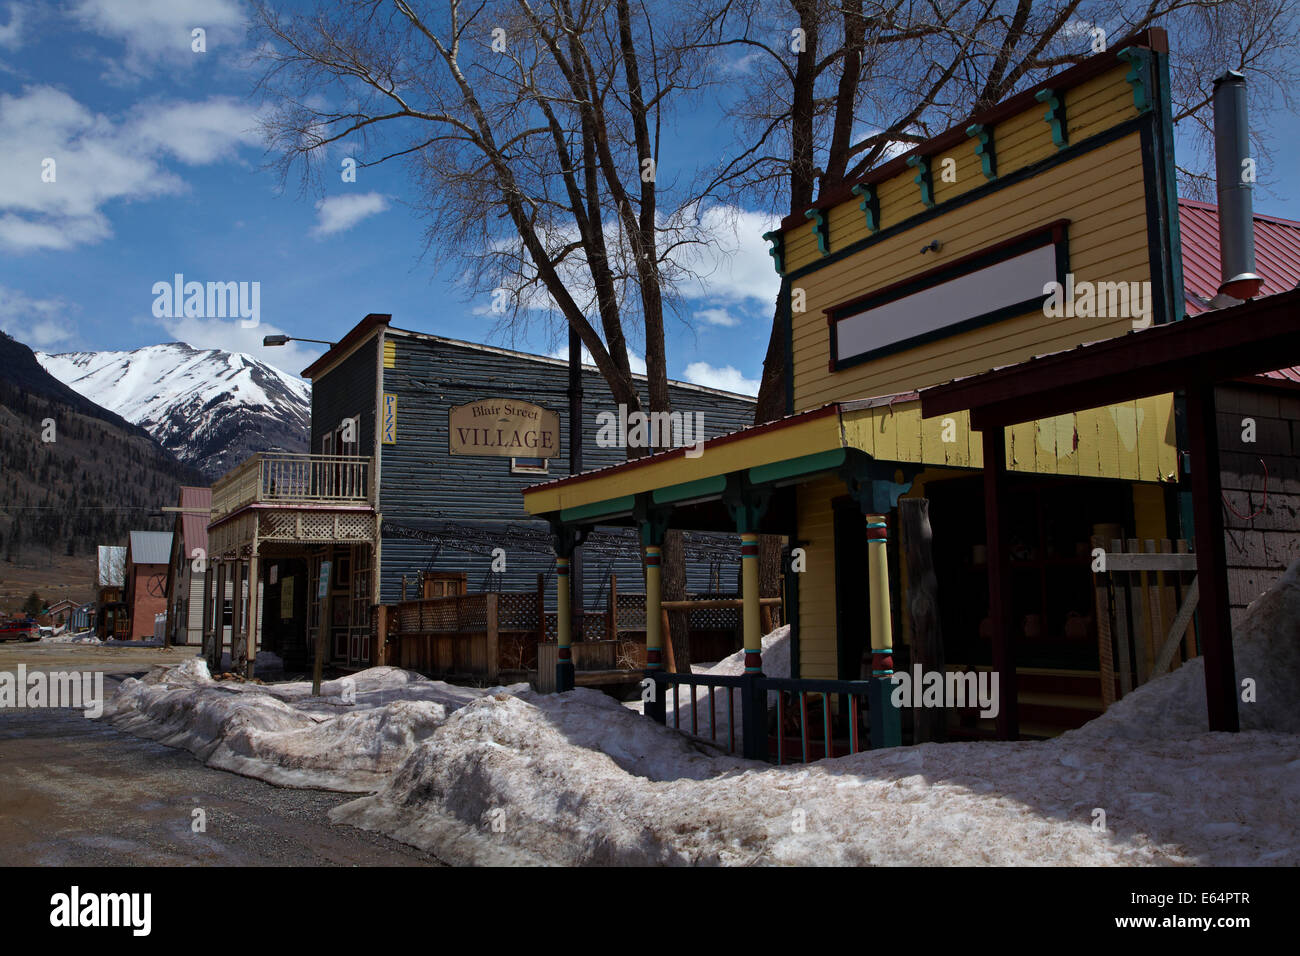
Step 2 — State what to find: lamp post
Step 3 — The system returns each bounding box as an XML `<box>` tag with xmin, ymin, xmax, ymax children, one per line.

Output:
<box><xmin>263</xmin><ymin>334</ymin><xmax>337</xmax><ymax>348</ymax></box>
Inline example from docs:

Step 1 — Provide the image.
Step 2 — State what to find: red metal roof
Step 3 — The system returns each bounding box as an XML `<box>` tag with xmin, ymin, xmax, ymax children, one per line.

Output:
<box><xmin>1179</xmin><ymin>199</ymin><xmax>1300</xmax><ymax>383</ymax></box>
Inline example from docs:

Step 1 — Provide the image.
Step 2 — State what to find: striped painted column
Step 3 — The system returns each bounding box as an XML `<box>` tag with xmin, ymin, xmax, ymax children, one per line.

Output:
<box><xmin>866</xmin><ymin>515</ymin><xmax>894</xmax><ymax>676</ymax></box>
<box><xmin>741</xmin><ymin>531</ymin><xmax>762</xmax><ymax>672</ymax></box>
<box><xmin>556</xmin><ymin>556</ymin><xmax>574</xmax><ymax>691</ymax></box>
<box><xmin>644</xmin><ymin>545</ymin><xmax>663</xmax><ymax>670</ymax></box>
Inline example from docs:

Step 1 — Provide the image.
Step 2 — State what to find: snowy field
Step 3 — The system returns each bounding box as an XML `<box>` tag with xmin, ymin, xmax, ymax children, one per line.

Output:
<box><xmin>106</xmin><ymin>561</ymin><xmax>1300</xmax><ymax>866</ymax></box>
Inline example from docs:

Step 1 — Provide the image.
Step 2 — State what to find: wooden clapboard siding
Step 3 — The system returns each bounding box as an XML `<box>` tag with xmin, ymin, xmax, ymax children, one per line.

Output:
<box><xmin>791</xmin><ymin>134</ymin><xmax>1151</xmax><ymax>409</ymax></box>
<box><xmin>782</xmin><ymin>66</ymin><xmax>1137</xmax><ymax>275</ymax></box>
<box><xmin>796</xmin><ymin>475</ymin><xmax>843</xmax><ymax>679</ymax></box>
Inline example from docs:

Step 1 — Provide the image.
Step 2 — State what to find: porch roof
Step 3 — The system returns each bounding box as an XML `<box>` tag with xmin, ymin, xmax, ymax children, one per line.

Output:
<box><xmin>524</xmin><ymin>384</ymin><xmax>1181</xmax><ymax>521</ymax></box>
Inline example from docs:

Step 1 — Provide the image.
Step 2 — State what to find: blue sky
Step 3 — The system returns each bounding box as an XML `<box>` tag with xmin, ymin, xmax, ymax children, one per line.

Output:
<box><xmin>1</xmin><ymin>0</ymin><xmax>1297</xmax><ymax>396</ymax></box>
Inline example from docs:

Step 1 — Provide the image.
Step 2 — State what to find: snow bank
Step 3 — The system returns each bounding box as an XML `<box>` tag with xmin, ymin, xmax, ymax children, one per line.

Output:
<box><xmin>1067</xmin><ymin>558</ymin><xmax>1300</xmax><ymax>741</ymax></box>
<box><xmin>107</xmin><ymin>661</ymin><xmax>511</xmax><ymax>792</ymax></box>
<box><xmin>639</xmin><ymin>625</ymin><xmax>789</xmax><ymax>742</ymax></box>
<box><xmin>39</xmin><ymin>629</ymin><xmax>101</xmax><ymax>645</ymax></box>
<box><xmin>111</xmin><ymin>565</ymin><xmax>1300</xmax><ymax>865</ymax></box>
<box><xmin>334</xmin><ymin>680</ymin><xmax>1300</xmax><ymax>866</ymax></box>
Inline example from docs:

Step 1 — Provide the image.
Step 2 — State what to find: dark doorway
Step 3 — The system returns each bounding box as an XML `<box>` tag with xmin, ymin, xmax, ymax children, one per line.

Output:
<box><xmin>261</xmin><ymin>558</ymin><xmax>309</xmax><ymax>670</ymax></box>
<box><xmin>832</xmin><ymin>497</ymin><xmax>870</xmax><ymax>680</ymax></box>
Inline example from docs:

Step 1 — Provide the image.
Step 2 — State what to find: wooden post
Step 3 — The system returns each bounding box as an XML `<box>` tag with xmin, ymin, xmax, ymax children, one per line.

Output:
<box><xmin>982</xmin><ymin>425</ymin><xmax>1019</xmax><ymax>739</ymax></box>
<box><xmin>200</xmin><ymin>564</ymin><xmax>215</xmax><ymax>676</ymax></box>
<box><xmin>739</xmin><ymin>531</ymin><xmax>765</xmax><ymax>760</ymax></box>
<box><xmin>608</xmin><ymin>572</ymin><xmax>618</xmax><ymax>642</ymax></box>
<box><xmin>374</xmin><ymin>604</ymin><xmax>388</xmax><ymax>667</ymax></box>
<box><xmin>556</xmin><ymin>556</ymin><xmax>573</xmax><ymax>692</ymax></box>
<box><xmin>865</xmin><ymin>513</ymin><xmax>901</xmax><ymax>748</ymax></box>
<box><xmin>901</xmin><ymin>499</ymin><xmax>946</xmax><ymax>742</ymax></box>
<box><xmin>1186</xmin><ymin>384</ymin><xmax>1239</xmax><ymax>732</ymax></box>
<box><xmin>1091</xmin><ymin>535</ymin><xmax>1116</xmax><ymax>709</ymax></box>
<box><xmin>485</xmin><ymin>592</ymin><xmax>499</xmax><ymax>682</ymax></box>
<box><xmin>313</xmin><ymin>557</ymin><xmax>330</xmax><ymax>696</ymax></box>
<box><xmin>1110</xmin><ymin>538</ymin><xmax>1134</xmax><ymax>695</ymax></box>
<box><xmin>245</xmin><ymin>554</ymin><xmax>260</xmax><ymax>679</ymax></box>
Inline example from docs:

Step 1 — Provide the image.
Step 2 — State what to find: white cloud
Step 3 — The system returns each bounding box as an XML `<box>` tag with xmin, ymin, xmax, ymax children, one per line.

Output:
<box><xmin>698</xmin><ymin>307</ymin><xmax>740</xmax><ymax>328</ymax></box>
<box><xmin>672</xmin><ymin>204</ymin><xmax>781</xmax><ymax>307</ymax></box>
<box><xmin>547</xmin><ymin>344</ymin><xmax>647</xmax><ymax>376</ymax></box>
<box><xmin>0</xmin><ymin>2</ymin><xmax>25</xmax><ymax>49</ymax></box>
<box><xmin>682</xmin><ymin>361</ymin><xmax>760</xmax><ymax>396</ymax></box>
<box><xmin>312</xmin><ymin>192</ymin><xmax>390</xmax><ymax>237</ymax></box>
<box><xmin>132</xmin><ymin>97</ymin><xmax>263</xmax><ymax>164</ymax></box>
<box><xmin>159</xmin><ymin>315</ymin><xmax>323</xmax><ymax>376</ymax></box>
<box><xmin>0</xmin><ymin>86</ymin><xmax>259</xmax><ymax>253</ymax></box>
<box><xmin>0</xmin><ymin>284</ymin><xmax>78</xmax><ymax>348</ymax></box>
<box><xmin>73</xmin><ymin>0</ymin><xmax>246</xmax><ymax>76</ymax></box>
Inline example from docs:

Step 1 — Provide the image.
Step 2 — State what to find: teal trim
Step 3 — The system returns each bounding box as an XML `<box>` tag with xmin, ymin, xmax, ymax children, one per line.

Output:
<box><xmin>559</xmin><ymin>494</ymin><xmax>635</xmax><ymax>523</ymax></box>
<box><xmin>850</xmin><ymin>183</ymin><xmax>881</xmax><ymax>232</ymax></box>
<box><xmin>1034</xmin><ymin>88</ymin><xmax>1068</xmax><ymax>148</ymax></box>
<box><xmin>762</xmin><ymin>229</ymin><xmax>785</xmax><ymax>275</ymax></box>
<box><xmin>906</xmin><ymin>155</ymin><xmax>935</xmax><ymax>208</ymax></box>
<box><xmin>1117</xmin><ymin>48</ymin><xmax>1153</xmax><ymax>114</ymax></box>
<box><xmin>652</xmin><ymin>474</ymin><xmax>727</xmax><ymax>505</ymax></box>
<box><xmin>747</xmin><ymin>448</ymin><xmax>847</xmax><ymax>486</ymax></box>
<box><xmin>805</xmin><ymin>207</ymin><xmax>829</xmax><ymax>256</ymax></box>
<box><xmin>966</xmin><ymin>123</ymin><xmax>996</xmax><ymax>180</ymax></box>
<box><xmin>1155</xmin><ymin>49</ymin><xmax>1185</xmax><ymax>322</ymax></box>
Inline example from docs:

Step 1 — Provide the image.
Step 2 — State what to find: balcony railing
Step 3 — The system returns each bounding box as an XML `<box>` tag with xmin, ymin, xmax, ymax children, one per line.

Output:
<box><xmin>211</xmin><ymin>453</ymin><xmax>373</xmax><ymax>519</ymax></box>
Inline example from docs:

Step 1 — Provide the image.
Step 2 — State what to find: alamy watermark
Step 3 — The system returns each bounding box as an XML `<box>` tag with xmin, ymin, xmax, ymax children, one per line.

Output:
<box><xmin>0</xmin><ymin>664</ymin><xmax>104</xmax><ymax>718</ymax></box>
<box><xmin>595</xmin><ymin>404</ymin><xmax>705</xmax><ymax>458</ymax></box>
<box><xmin>151</xmin><ymin>274</ymin><xmax>260</xmax><ymax>328</ymax></box>
<box><xmin>1043</xmin><ymin>273</ymin><xmax>1153</xmax><ymax>329</ymax></box>
<box><xmin>890</xmin><ymin>665</ymin><xmax>999</xmax><ymax>718</ymax></box>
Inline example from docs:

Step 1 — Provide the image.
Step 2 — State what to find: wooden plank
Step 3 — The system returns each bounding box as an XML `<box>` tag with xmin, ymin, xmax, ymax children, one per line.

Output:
<box><xmin>1178</xmin><ymin>540</ymin><xmax>1197</xmax><ymax>660</ymax></box>
<box><xmin>1144</xmin><ymin>540</ymin><xmax>1165</xmax><ymax>681</ymax></box>
<box><xmin>1127</xmin><ymin>538</ymin><xmax>1150</xmax><ymax>683</ymax></box>
<box><xmin>1110</xmin><ymin>539</ymin><xmax>1133</xmax><ymax>695</ymax></box>
<box><xmin>1151</xmin><ymin>578</ymin><xmax>1199</xmax><ymax>677</ymax></box>
<box><xmin>902</xmin><ymin>498</ymin><xmax>947</xmax><ymax>741</ymax></box>
<box><xmin>1091</xmin><ymin>535</ymin><xmax>1115</xmax><ymax>708</ymax></box>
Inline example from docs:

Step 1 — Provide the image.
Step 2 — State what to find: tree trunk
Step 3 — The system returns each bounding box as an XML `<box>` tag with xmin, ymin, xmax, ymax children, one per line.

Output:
<box><xmin>900</xmin><ymin>498</ymin><xmax>946</xmax><ymax>743</ymax></box>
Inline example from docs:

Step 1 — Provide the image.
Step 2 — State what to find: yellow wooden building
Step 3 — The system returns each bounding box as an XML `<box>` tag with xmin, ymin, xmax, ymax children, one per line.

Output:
<box><xmin>524</xmin><ymin>29</ymin><xmax>1191</xmax><ymax>751</ymax></box>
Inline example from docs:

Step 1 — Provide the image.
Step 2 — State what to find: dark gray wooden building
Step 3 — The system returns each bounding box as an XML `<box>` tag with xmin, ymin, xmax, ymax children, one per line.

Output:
<box><xmin>204</xmin><ymin>313</ymin><xmax>756</xmax><ymax>672</ymax></box>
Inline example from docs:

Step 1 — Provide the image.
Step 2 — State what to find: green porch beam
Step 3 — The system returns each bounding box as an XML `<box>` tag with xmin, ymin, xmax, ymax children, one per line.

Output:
<box><xmin>748</xmin><ymin>447</ymin><xmax>847</xmax><ymax>486</ymax></box>
<box><xmin>651</xmin><ymin>474</ymin><xmax>727</xmax><ymax>506</ymax></box>
<box><xmin>559</xmin><ymin>494</ymin><xmax>636</xmax><ymax>523</ymax></box>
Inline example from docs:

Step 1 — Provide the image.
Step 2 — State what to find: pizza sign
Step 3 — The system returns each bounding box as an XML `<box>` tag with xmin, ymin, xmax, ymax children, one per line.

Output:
<box><xmin>448</xmin><ymin>400</ymin><xmax>560</xmax><ymax>458</ymax></box>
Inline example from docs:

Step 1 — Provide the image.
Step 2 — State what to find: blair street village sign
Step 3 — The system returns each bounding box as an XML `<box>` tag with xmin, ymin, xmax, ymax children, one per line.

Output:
<box><xmin>448</xmin><ymin>399</ymin><xmax>560</xmax><ymax>458</ymax></box>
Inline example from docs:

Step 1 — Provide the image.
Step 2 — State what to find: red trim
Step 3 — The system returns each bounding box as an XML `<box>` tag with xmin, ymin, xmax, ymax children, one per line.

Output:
<box><xmin>779</xmin><ymin>29</ymin><xmax>1166</xmax><ymax>233</ymax></box>
<box><xmin>301</xmin><ymin>313</ymin><xmax>391</xmax><ymax>379</ymax></box>
<box><xmin>523</xmin><ymin>403</ymin><xmax>843</xmax><ymax>496</ymax></box>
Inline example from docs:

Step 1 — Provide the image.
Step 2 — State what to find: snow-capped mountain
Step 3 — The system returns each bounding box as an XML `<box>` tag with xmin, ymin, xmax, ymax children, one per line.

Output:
<box><xmin>36</xmin><ymin>342</ymin><xmax>311</xmax><ymax>480</ymax></box>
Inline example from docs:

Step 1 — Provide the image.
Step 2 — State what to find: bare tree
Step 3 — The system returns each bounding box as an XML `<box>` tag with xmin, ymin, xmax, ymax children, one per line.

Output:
<box><xmin>252</xmin><ymin>0</ymin><xmax>734</xmax><ymax>668</ymax></box>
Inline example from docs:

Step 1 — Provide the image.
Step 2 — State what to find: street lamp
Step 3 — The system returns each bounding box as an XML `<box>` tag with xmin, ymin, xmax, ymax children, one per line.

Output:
<box><xmin>264</xmin><ymin>334</ymin><xmax>337</xmax><ymax>347</ymax></box>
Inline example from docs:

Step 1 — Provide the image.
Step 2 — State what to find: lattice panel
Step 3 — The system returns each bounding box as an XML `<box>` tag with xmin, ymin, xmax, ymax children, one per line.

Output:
<box><xmin>255</xmin><ymin>509</ymin><xmax>377</xmax><ymax>543</ymax></box>
<box><xmin>498</xmin><ymin>593</ymin><xmax>541</xmax><ymax>630</ymax></box>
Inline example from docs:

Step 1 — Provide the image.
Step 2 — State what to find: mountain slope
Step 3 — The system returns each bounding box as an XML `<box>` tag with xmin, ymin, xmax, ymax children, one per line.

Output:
<box><xmin>0</xmin><ymin>332</ymin><xmax>204</xmax><ymax>568</ymax></box>
<box><xmin>37</xmin><ymin>342</ymin><xmax>311</xmax><ymax>480</ymax></box>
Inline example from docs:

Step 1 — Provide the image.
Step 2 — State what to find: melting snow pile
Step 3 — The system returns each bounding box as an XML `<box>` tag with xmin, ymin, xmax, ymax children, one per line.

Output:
<box><xmin>40</xmin><ymin>629</ymin><xmax>101</xmax><ymax>644</ymax></box>
<box><xmin>111</xmin><ymin>562</ymin><xmax>1300</xmax><ymax>865</ymax></box>
<box><xmin>107</xmin><ymin>662</ymin><xmax>510</xmax><ymax>791</ymax></box>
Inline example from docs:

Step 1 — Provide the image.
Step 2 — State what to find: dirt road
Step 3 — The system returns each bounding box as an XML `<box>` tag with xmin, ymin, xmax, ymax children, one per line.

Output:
<box><xmin>0</xmin><ymin>645</ymin><xmax>444</xmax><ymax>866</ymax></box>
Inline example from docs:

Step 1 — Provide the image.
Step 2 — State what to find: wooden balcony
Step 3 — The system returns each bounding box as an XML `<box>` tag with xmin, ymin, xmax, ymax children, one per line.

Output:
<box><xmin>211</xmin><ymin>453</ymin><xmax>374</xmax><ymax>520</ymax></box>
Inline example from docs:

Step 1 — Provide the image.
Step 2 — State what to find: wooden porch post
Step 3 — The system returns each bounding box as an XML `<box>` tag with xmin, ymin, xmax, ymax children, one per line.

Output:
<box><xmin>982</xmin><ymin>426</ymin><xmax>1019</xmax><ymax>739</ymax></box>
<box><xmin>643</xmin><ymin>545</ymin><xmax>665</xmax><ymax>723</ymax></box>
<box><xmin>245</xmin><ymin>554</ymin><xmax>260</xmax><ymax>679</ymax></box>
<box><xmin>741</xmin><ymin>532</ymin><xmax>762</xmax><ymax>670</ymax></box>
<box><xmin>556</xmin><ymin>556</ymin><xmax>573</xmax><ymax>691</ymax></box>
<box><xmin>210</xmin><ymin>562</ymin><xmax>227</xmax><ymax>674</ymax></box>
<box><xmin>1185</xmin><ymin>384</ymin><xmax>1240</xmax><ymax>732</ymax></box>
<box><xmin>200</xmin><ymin>561</ymin><xmax>215</xmax><ymax>671</ymax></box>
<box><xmin>865</xmin><ymin>514</ymin><xmax>902</xmax><ymax>748</ymax></box>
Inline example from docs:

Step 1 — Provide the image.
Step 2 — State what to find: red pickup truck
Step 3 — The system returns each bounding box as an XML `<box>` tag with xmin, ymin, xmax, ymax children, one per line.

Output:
<box><xmin>0</xmin><ymin>618</ymin><xmax>39</xmax><ymax>642</ymax></box>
